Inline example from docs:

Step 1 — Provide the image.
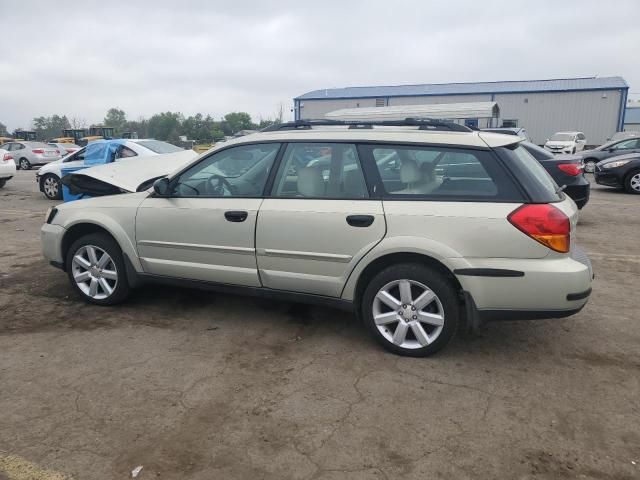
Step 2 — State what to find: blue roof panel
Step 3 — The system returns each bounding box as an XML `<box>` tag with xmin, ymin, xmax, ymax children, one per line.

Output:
<box><xmin>296</xmin><ymin>76</ymin><xmax>628</xmax><ymax>100</ymax></box>
<box><xmin>625</xmin><ymin>107</ymin><xmax>640</xmax><ymax>124</ymax></box>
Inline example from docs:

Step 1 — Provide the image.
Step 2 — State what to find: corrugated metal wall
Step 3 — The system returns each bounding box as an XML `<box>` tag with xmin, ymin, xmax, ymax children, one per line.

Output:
<box><xmin>299</xmin><ymin>89</ymin><xmax>623</xmax><ymax>145</ymax></box>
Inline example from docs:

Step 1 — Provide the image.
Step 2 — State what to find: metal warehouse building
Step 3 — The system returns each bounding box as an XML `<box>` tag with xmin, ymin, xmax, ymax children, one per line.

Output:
<box><xmin>623</xmin><ymin>106</ymin><xmax>640</xmax><ymax>132</ymax></box>
<box><xmin>294</xmin><ymin>76</ymin><xmax>629</xmax><ymax>145</ymax></box>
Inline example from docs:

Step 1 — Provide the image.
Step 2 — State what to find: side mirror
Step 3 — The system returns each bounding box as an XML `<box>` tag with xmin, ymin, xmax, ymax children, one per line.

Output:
<box><xmin>153</xmin><ymin>177</ymin><xmax>170</xmax><ymax>196</ymax></box>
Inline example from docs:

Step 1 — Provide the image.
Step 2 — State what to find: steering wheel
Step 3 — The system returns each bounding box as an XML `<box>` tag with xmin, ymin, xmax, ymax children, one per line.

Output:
<box><xmin>206</xmin><ymin>174</ymin><xmax>237</xmax><ymax>196</ymax></box>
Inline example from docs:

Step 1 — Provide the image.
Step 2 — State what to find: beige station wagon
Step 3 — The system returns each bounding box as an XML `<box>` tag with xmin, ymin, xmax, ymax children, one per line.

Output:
<box><xmin>41</xmin><ymin>119</ymin><xmax>593</xmax><ymax>356</ymax></box>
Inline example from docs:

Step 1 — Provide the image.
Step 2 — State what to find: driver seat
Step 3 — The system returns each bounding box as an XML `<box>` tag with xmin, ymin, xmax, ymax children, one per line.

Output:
<box><xmin>297</xmin><ymin>167</ymin><xmax>324</xmax><ymax>197</ymax></box>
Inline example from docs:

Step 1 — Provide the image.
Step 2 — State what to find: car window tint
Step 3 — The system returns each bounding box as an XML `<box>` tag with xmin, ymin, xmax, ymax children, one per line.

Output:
<box><xmin>367</xmin><ymin>145</ymin><xmax>515</xmax><ymax>199</ymax></box>
<box><xmin>614</xmin><ymin>139</ymin><xmax>636</xmax><ymax>150</ymax></box>
<box><xmin>171</xmin><ymin>143</ymin><xmax>280</xmax><ymax>197</ymax></box>
<box><xmin>118</xmin><ymin>146</ymin><xmax>137</xmax><ymax>158</ymax></box>
<box><xmin>273</xmin><ymin>143</ymin><xmax>368</xmax><ymax>199</ymax></box>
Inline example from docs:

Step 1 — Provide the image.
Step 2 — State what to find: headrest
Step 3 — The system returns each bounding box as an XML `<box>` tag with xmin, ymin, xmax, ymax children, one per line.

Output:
<box><xmin>400</xmin><ymin>159</ymin><xmax>421</xmax><ymax>183</ymax></box>
<box><xmin>297</xmin><ymin>167</ymin><xmax>324</xmax><ymax>197</ymax></box>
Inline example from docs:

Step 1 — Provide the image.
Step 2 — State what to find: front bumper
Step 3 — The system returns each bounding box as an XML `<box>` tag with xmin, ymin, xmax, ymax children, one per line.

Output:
<box><xmin>41</xmin><ymin>223</ymin><xmax>66</xmax><ymax>265</ymax></box>
<box><xmin>593</xmin><ymin>169</ymin><xmax>623</xmax><ymax>188</ymax></box>
<box><xmin>452</xmin><ymin>245</ymin><xmax>592</xmax><ymax>318</ymax></box>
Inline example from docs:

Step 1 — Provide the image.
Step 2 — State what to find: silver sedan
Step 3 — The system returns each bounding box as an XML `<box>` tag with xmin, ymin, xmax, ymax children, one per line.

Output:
<box><xmin>3</xmin><ymin>141</ymin><xmax>61</xmax><ymax>170</ymax></box>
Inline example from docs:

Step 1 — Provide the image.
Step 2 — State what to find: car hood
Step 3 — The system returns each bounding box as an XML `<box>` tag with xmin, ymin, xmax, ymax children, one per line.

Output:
<box><xmin>61</xmin><ymin>149</ymin><xmax>197</xmax><ymax>196</ymax></box>
<box><xmin>597</xmin><ymin>152</ymin><xmax>640</xmax><ymax>166</ymax></box>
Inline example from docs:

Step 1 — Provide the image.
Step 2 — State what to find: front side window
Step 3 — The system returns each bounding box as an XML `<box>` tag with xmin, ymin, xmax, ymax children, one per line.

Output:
<box><xmin>64</xmin><ymin>148</ymin><xmax>86</xmax><ymax>163</ymax></box>
<box><xmin>273</xmin><ymin>143</ymin><xmax>368</xmax><ymax>199</ymax></box>
<box><xmin>365</xmin><ymin>144</ymin><xmax>519</xmax><ymax>200</ymax></box>
<box><xmin>171</xmin><ymin>143</ymin><xmax>280</xmax><ymax>197</ymax></box>
<box><xmin>117</xmin><ymin>146</ymin><xmax>137</xmax><ymax>159</ymax></box>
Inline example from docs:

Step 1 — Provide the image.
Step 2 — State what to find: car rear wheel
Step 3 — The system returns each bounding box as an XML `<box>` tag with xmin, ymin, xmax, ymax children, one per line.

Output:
<box><xmin>41</xmin><ymin>174</ymin><xmax>62</xmax><ymax>200</ymax></box>
<box><xmin>0</xmin><ymin>179</ymin><xmax>6</xmax><ymax>188</ymax></box>
<box><xmin>66</xmin><ymin>233</ymin><xmax>131</xmax><ymax>305</ymax></box>
<box><xmin>19</xmin><ymin>158</ymin><xmax>31</xmax><ymax>170</ymax></box>
<box><xmin>584</xmin><ymin>159</ymin><xmax>597</xmax><ymax>173</ymax></box>
<box><xmin>624</xmin><ymin>170</ymin><xmax>640</xmax><ymax>194</ymax></box>
<box><xmin>361</xmin><ymin>263</ymin><xmax>459</xmax><ymax>357</ymax></box>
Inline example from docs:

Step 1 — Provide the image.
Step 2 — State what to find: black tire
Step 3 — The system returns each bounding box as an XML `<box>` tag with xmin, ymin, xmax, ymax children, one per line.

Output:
<box><xmin>19</xmin><ymin>158</ymin><xmax>31</xmax><ymax>170</ymax></box>
<box><xmin>571</xmin><ymin>147</ymin><xmax>576</xmax><ymax>154</ymax></box>
<box><xmin>41</xmin><ymin>173</ymin><xmax>62</xmax><ymax>200</ymax></box>
<box><xmin>361</xmin><ymin>263</ymin><xmax>459</xmax><ymax>357</ymax></box>
<box><xmin>0</xmin><ymin>178</ymin><xmax>6</xmax><ymax>188</ymax></box>
<box><xmin>65</xmin><ymin>233</ymin><xmax>131</xmax><ymax>305</ymax></box>
<box><xmin>624</xmin><ymin>169</ymin><xmax>640</xmax><ymax>195</ymax></box>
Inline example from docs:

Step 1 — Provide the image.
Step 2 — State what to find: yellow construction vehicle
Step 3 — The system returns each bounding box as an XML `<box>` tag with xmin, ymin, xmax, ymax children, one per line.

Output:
<box><xmin>62</xmin><ymin>129</ymin><xmax>88</xmax><ymax>144</ymax></box>
<box><xmin>13</xmin><ymin>130</ymin><xmax>36</xmax><ymax>141</ymax></box>
<box><xmin>78</xmin><ymin>126</ymin><xmax>115</xmax><ymax>146</ymax></box>
<box><xmin>0</xmin><ymin>136</ymin><xmax>13</xmax><ymax>145</ymax></box>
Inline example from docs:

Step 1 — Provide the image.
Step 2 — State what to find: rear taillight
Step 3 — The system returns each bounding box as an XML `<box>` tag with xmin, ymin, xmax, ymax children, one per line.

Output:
<box><xmin>2</xmin><ymin>153</ymin><xmax>12</xmax><ymax>162</ymax></box>
<box><xmin>66</xmin><ymin>149</ymin><xmax>74</xmax><ymax>153</ymax></box>
<box><xmin>32</xmin><ymin>149</ymin><xmax>44</xmax><ymax>154</ymax></box>
<box><xmin>508</xmin><ymin>204</ymin><xmax>570</xmax><ymax>253</ymax></box>
<box><xmin>557</xmin><ymin>163</ymin><xmax>582</xmax><ymax>176</ymax></box>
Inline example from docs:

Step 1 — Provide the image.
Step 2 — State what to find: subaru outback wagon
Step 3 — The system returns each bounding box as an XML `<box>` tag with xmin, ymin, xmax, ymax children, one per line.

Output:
<box><xmin>41</xmin><ymin>120</ymin><xmax>593</xmax><ymax>356</ymax></box>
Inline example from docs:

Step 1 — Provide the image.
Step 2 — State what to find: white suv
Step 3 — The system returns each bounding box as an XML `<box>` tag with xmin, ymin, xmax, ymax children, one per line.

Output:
<box><xmin>41</xmin><ymin>120</ymin><xmax>593</xmax><ymax>356</ymax></box>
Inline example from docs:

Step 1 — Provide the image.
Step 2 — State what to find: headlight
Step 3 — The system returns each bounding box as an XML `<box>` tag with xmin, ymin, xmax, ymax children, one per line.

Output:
<box><xmin>602</xmin><ymin>160</ymin><xmax>631</xmax><ymax>169</ymax></box>
<box><xmin>45</xmin><ymin>207</ymin><xmax>58</xmax><ymax>224</ymax></box>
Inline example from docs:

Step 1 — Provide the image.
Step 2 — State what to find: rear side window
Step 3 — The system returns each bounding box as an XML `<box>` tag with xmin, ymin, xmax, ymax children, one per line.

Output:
<box><xmin>273</xmin><ymin>143</ymin><xmax>368</xmax><ymax>199</ymax></box>
<box><xmin>497</xmin><ymin>145</ymin><xmax>562</xmax><ymax>202</ymax></box>
<box><xmin>362</xmin><ymin>144</ymin><xmax>522</xmax><ymax>201</ymax></box>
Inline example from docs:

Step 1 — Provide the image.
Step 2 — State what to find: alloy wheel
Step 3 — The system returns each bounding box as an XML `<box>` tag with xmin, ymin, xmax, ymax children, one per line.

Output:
<box><xmin>372</xmin><ymin>279</ymin><xmax>445</xmax><ymax>349</ymax></box>
<box><xmin>630</xmin><ymin>173</ymin><xmax>640</xmax><ymax>192</ymax></box>
<box><xmin>43</xmin><ymin>177</ymin><xmax>59</xmax><ymax>198</ymax></box>
<box><xmin>584</xmin><ymin>161</ymin><xmax>596</xmax><ymax>173</ymax></box>
<box><xmin>20</xmin><ymin>159</ymin><xmax>30</xmax><ymax>170</ymax></box>
<box><xmin>71</xmin><ymin>245</ymin><xmax>118</xmax><ymax>300</ymax></box>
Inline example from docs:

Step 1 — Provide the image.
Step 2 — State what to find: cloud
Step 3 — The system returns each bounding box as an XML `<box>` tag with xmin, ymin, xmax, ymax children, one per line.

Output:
<box><xmin>1</xmin><ymin>0</ymin><xmax>638</xmax><ymax>130</ymax></box>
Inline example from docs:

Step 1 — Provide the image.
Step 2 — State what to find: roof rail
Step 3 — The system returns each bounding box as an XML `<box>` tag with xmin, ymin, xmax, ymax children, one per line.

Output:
<box><xmin>261</xmin><ymin>118</ymin><xmax>472</xmax><ymax>133</ymax></box>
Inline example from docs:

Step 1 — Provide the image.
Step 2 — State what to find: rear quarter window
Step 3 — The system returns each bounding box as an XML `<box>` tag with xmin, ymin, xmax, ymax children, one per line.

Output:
<box><xmin>495</xmin><ymin>144</ymin><xmax>562</xmax><ymax>203</ymax></box>
<box><xmin>361</xmin><ymin>144</ymin><xmax>523</xmax><ymax>202</ymax></box>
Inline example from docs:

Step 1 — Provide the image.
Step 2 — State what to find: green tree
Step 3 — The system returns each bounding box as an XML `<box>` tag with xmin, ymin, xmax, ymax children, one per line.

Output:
<box><xmin>104</xmin><ymin>108</ymin><xmax>127</xmax><ymax>133</ymax></box>
<box><xmin>32</xmin><ymin>115</ymin><xmax>70</xmax><ymax>140</ymax></box>
<box><xmin>223</xmin><ymin>112</ymin><xmax>254</xmax><ymax>134</ymax></box>
<box><xmin>147</xmin><ymin>112</ymin><xmax>183</xmax><ymax>142</ymax></box>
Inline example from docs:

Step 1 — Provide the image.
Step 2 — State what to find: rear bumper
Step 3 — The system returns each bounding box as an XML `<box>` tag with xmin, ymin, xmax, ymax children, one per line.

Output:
<box><xmin>452</xmin><ymin>245</ymin><xmax>592</xmax><ymax>317</ymax></box>
<box><xmin>0</xmin><ymin>160</ymin><xmax>16</xmax><ymax>178</ymax></box>
<box><xmin>564</xmin><ymin>183</ymin><xmax>590</xmax><ymax>209</ymax></box>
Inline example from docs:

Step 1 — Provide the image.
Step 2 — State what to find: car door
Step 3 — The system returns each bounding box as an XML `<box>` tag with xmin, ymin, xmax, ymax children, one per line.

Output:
<box><xmin>135</xmin><ymin>143</ymin><xmax>281</xmax><ymax>286</ymax></box>
<box><xmin>255</xmin><ymin>142</ymin><xmax>385</xmax><ymax>297</ymax></box>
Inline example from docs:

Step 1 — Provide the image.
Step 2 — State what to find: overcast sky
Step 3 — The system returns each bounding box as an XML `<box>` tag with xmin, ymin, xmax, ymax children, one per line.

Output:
<box><xmin>2</xmin><ymin>0</ymin><xmax>639</xmax><ymax>130</ymax></box>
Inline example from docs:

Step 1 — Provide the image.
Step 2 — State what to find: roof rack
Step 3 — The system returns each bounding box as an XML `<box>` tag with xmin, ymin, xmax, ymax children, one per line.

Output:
<box><xmin>261</xmin><ymin>118</ymin><xmax>472</xmax><ymax>133</ymax></box>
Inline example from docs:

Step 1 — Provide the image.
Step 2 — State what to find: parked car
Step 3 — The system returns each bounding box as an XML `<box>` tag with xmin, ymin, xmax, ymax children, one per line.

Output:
<box><xmin>544</xmin><ymin>132</ymin><xmax>587</xmax><ymax>155</ymax></box>
<box><xmin>48</xmin><ymin>142</ymin><xmax>81</xmax><ymax>158</ymax></box>
<box><xmin>519</xmin><ymin>142</ymin><xmax>589</xmax><ymax>209</ymax></box>
<box><xmin>593</xmin><ymin>153</ymin><xmax>640</xmax><ymax>194</ymax></box>
<box><xmin>2</xmin><ymin>141</ymin><xmax>61</xmax><ymax>170</ymax></box>
<box><xmin>580</xmin><ymin>137</ymin><xmax>640</xmax><ymax>173</ymax></box>
<box><xmin>36</xmin><ymin>139</ymin><xmax>187</xmax><ymax>200</ymax></box>
<box><xmin>0</xmin><ymin>148</ymin><xmax>16</xmax><ymax>188</ymax></box>
<box><xmin>482</xmin><ymin>127</ymin><xmax>530</xmax><ymax>142</ymax></box>
<box><xmin>41</xmin><ymin>120</ymin><xmax>593</xmax><ymax>357</ymax></box>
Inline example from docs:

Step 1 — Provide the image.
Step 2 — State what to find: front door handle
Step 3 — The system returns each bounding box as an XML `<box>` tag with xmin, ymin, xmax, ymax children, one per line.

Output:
<box><xmin>346</xmin><ymin>215</ymin><xmax>374</xmax><ymax>227</ymax></box>
<box><xmin>224</xmin><ymin>210</ymin><xmax>248</xmax><ymax>222</ymax></box>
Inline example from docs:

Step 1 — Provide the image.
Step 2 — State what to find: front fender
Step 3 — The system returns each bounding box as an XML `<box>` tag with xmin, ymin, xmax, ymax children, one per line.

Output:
<box><xmin>340</xmin><ymin>235</ymin><xmax>464</xmax><ymax>301</ymax></box>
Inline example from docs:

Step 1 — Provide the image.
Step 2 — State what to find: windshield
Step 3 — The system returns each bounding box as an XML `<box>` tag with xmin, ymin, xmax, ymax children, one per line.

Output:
<box><xmin>136</xmin><ymin>140</ymin><xmax>183</xmax><ymax>154</ymax></box>
<box><xmin>550</xmin><ymin>133</ymin><xmax>575</xmax><ymax>141</ymax></box>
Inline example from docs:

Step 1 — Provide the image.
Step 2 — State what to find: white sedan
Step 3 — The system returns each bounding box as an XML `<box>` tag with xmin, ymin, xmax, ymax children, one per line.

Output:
<box><xmin>36</xmin><ymin>139</ymin><xmax>189</xmax><ymax>200</ymax></box>
<box><xmin>0</xmin><ymin>148</ymin><xmax>17</xmax><ymax>188</ymax></box>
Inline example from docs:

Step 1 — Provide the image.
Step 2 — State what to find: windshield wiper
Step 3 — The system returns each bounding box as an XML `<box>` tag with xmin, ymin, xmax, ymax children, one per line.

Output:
<box><xmin>555</xmin><ymin>184</ymin><xmax>567</xmax><ymax>195</ymax></box>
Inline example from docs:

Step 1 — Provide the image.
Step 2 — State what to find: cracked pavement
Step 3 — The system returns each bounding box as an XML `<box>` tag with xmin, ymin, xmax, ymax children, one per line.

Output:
<box><xmin>0</xmin><ymin>170</ymin><xmax>639</xmax><ymax>479</ymax></box>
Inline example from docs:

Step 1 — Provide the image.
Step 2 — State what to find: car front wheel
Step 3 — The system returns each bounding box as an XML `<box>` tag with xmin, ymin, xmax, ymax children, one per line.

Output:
<box><xmin>361</xmin><ymin>263</ymin><xmax>459</xmax><ymax>357</ymax></box>
<box><xmin>41</xmin><ymin>174</ymin><xmax>62</xmax><ymax>200</ymax></box>
<box><xmin>66</xmin><ymin>233</ymin><xmax>131</xmax><ymax>305</ymax></box>
<box><xmin>625</xmin><ymin>170</ymin><xmax>640</xmax><ymax>194</ymax></box>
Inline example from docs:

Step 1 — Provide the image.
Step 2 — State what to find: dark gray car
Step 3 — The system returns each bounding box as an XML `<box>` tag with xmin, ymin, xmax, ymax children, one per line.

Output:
<box><xmin>581</xmin><ymin>137</ymin><xmax>640</xmax><ymax>173</ymax></box>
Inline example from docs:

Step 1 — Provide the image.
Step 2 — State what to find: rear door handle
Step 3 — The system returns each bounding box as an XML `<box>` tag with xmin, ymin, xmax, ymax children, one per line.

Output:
<box><xmin>224</xmin><ymin>210</ymin><xmax>248</xmax><ymax>222</ymax></box>
<box><xmin>346</xmin><ymin>215</ymin><xmax>374</xmax><ymax>227</ymax></box>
